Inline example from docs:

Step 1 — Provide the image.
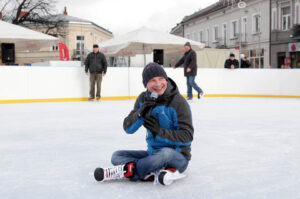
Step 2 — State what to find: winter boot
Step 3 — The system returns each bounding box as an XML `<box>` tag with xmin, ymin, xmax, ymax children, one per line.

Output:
<box><xmin>94</xmin><ymin>162</ymin><xmax>135</xmax><ymax>182</ymax></box>
<box><xmin>197</xmin><ymin>91</ymin><xmax>204</xmax><ymax>99</ymax></box>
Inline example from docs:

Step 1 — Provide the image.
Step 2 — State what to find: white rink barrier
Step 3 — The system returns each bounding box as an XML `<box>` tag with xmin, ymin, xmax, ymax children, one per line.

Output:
<box><xmin>0</xmin><ymin>66</ymin><xmax>300</xmax><ymax>103</ymax></box>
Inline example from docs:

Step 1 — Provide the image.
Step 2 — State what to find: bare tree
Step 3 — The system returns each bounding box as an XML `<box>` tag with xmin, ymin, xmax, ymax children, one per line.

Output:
<box><xmin>0</xmin><ymin>0</ymin><xmax>10</xmax><ymax>12</ymax></box>
<box><xmin>1</xmin><ymin>0</ymin><xmax>65</xmax><ymax>36</ymax></box>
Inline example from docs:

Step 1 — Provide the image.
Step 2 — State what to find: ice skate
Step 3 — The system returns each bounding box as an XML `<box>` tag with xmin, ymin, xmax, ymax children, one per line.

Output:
<box><xmin>94</xmin><ymin>162</ymin><xmax>135</xmax><ymax>182</ymax></box>
<box><xmin>157</xmin><ymin>168</ymin><xmax>186</xmax><ymax>186</ymax></box>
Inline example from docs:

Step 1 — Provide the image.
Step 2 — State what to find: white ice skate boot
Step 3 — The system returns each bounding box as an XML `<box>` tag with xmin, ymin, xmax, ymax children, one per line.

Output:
<box><xmin>157</xmin><ymin>168</ymin><xmax>186</xmax><ymax>186</ymax></box>
<box><xmin>94</xmin><ymin>162</ymin><xmax>135</xmax><ymax>182</ymax></box>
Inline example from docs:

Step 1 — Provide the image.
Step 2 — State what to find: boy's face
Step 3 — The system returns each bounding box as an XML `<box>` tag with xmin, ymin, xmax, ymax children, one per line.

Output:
<box><xmin>146</xmin><ymin>76</ymin><xmax>168</xmax><ymax>96</ymax></box>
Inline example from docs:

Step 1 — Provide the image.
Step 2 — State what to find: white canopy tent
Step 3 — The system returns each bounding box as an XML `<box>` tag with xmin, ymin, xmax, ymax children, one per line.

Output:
<box><xmin>99</xmin><ymin>27</ymin><xmax>205</xmax><ymax>65</ymax></box>
<box><xmin>0</xmin><ymin>20</ymin><xmax>58</xmax><ymax>50</ymax></box>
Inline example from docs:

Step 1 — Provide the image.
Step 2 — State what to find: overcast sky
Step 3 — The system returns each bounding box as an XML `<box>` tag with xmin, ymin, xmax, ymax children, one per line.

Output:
<box><xmin>56</xmin><ymin>0</ymin><xmax>218</xmax><ymax>35</ymax></box>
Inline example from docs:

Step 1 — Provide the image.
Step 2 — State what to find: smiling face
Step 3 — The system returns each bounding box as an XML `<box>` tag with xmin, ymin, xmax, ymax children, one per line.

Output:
<box><xmin>146</xmin><ymin>76</ymin><xmax>168</xmax><ymax>96</ymax></box>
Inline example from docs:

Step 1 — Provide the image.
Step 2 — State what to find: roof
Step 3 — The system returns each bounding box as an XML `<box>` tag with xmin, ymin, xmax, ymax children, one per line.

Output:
<box><xmin>3</xmin><ymin>14</ymin><xmax>113</xmax><ymax>36</ymax></box>
<box><xmin>0</xmin><ymin>20</ymin><xmax>58</xmax><ymax>50</ymax></box>
<box><xmin>50</xmin><ymin>14</ymin><xmax>113</xmax><ymax>35</ymax></box>
<box><xmin>181</xmin><ymin>0</ymin><xmax>248</xmax><ymax>23</ymax></box>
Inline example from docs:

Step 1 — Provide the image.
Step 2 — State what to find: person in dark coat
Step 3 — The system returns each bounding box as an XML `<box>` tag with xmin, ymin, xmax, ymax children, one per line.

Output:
<box><xmin>240</xmin><ymin>54</ymin><xmax>251</xmax><ymax>68</ymax></box>
<box><xmin>224</xmin><ymin>53</ymin><xmax>239</xmax><ymax>69</ymax></box>
<box><xmin>94</xmin><ymin>63</ymin><xmax>194</xmax><ymax>185</ymax></box>
<box><xmin>174</xmin><ymin>42</ymin><xmax>204</xmax><ymax>100</ymax></box>
<box><xmin>84</xmin><ymin>44</ymin><xmax>107</xmax><ymax>101</ymax></box>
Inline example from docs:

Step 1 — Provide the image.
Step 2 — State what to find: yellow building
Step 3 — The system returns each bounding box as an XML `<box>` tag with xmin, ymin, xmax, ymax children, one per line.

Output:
<box><xmin>16</xmin><ymin>9</ymin><xmax>113</xmax><ymax>65</ymax></box>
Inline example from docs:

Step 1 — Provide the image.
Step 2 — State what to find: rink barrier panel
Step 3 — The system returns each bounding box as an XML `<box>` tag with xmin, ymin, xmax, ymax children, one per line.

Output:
<box><xmin>0</xmin><ymin>66</ymin><xmax>300</xmax><ymax>104</ymax></box>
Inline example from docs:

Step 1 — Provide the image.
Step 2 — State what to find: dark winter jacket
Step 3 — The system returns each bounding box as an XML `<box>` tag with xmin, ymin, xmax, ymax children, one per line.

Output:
<box><xmin>84</xmin><ymin>52</ymin><xmax>107</xmax><ymax>74</ymax></box>
<box><xmin>224</xmin><ymin>58</ymin><xmax>239</xmax><ymax>69</ymax></box>
<box><xmin>241</xmin><ymin>59</ymin><xmax>251</xmax><ymax>68</ymax></box>
<box><xmin>123</xmin><ymin>78</ymin><xmax>194</xmax><ymax>160</ymax></box>
<box><xmin>175</xmin><ymin>49</ymin><xmax>198</xmax><ymax>76</ymax></box>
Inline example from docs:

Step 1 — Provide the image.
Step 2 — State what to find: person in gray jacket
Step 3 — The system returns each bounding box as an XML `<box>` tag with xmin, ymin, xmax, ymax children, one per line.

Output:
<box><xmin>174</xmin><ymin>42</ymin><xmax>203</xmax><ymax>100</ymax></box>
<box><xmin>84</xmin><ymin>44</ymin><xmax>107</xmax><ymax>101</ymax></box>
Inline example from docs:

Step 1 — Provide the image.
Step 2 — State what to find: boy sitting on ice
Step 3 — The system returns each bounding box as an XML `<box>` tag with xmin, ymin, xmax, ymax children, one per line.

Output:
<box><xmin>94</xmin><ymin>62</ymin><xmax>194</xmax><ymax>185</ymax></box>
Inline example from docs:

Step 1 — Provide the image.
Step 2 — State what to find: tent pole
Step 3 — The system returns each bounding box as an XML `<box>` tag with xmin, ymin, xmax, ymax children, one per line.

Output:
<box><xmin>143</xmin><ymin>43</ymin><xmax>146</xmax><ymax>66</ymax></box>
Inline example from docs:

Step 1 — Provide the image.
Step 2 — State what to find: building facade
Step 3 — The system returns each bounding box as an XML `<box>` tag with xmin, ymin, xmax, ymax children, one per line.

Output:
<box><xmin>53</xmin><ymin>13</ymin><xmax>113</xmax><ymax>61</ymax></box>
<box><xmin>171</xmin><ymin>0</ymin><xmax>271</xmax><ymax>68</ymax></box>
<box><xmin>271</xmin><ymin>0</ymin><xmax>300</xmax><ymax>68</ymax></box>
<box><xmin>15</xmin><ymin>8</ymin><xmax>113</xmax><ymax>65</ymax></box>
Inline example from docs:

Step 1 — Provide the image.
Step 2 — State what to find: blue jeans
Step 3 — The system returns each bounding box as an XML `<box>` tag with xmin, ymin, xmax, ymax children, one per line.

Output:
<box><xmin>111</xmin><ymin>147</ymin><xmax>189</xmax><ymax>181</ymax></box>
<box><xmin>186</xmin><ymin>76</ymin><xmax>203</xmax><ymax>98</ymax></box>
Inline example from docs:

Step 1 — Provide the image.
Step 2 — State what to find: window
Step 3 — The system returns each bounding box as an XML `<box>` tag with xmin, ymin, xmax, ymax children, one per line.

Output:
<box><xmin>193</xmin><ymin>32</ymin><xmax>198</xmax><ymax>41</ymax></box>
<box><xmin>213</xmin><ymin>25</ymin><xmax>219</xmax><ymax>42</ymax></box>
<box><xmin>206</xmin><ymin>28</ymin><xmax>210</xmax><ymax>46</ymax></box>
<box><xmin>282</xmin><ymin>7</ymin><xmax>291</xmax><ymax>30</ymax></box>
<box><xmin>76</xmin><ymin>35</ymin><xmax>84</xmax><ymax>41</ymax></box>
<box><xmin>252</xmin><ymin>14</ymin><xmax>261</xmax><ymax>33</ymax></box>
<box><xmin>272</xmin><ymin>8</ymin><xmax>277</xmax><ymax>30</ymax></box>
<box><xmin>248</xmin><ymin>48</ymin><xmax>264</xmax><ymax>68</ymax></box>
<box><xmin>231</xmin><ymin>20</ymin><xmax>238</xmax><ymax>38</ymax></box>
<box><xmin>51</xmin><ymin>45</ymin><xmax>58</xmax><ymax>52</ymax></box>
<box><xmin>241</xmin><ymin>17</ymin><xmax>247</xmax><ymax>42</ymax></box>
<box><xmin>222</xmin><ymin>23</ymin><xmax>227</xmax><ymax>45</ymax></box>
<box><xmin>199</xmin><ymin>30</ymin><xmax>204</xmax><ymax>42</ymax></box>
<box><xmin>76</xmin><ymin>35</ymin><xmax>85</xmax><ymax>55</ymax></box>
<box><xmin>295</xmin><ymin>4</ymin><xmax>300</xmax><ymax>25</ymax></box>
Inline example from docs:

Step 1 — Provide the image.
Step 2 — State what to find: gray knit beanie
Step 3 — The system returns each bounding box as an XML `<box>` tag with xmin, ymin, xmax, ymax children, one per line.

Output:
<box><xmin>142</xmin><ymin>62</ymin><xmax>168</xmax><ymax>87</ymax></box>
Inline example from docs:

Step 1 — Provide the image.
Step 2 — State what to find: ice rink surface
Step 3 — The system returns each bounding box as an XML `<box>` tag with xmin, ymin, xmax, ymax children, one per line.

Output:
<box><xmin>0</xmin><ymin>98</ymin><xmax>300</xmax><ymax>199</ymax></box>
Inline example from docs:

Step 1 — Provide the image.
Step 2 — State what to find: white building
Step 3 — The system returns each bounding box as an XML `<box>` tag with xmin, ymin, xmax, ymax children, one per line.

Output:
<box><xmin>171</xmin><ymin>0</ymin><xmax>271</xmax><ymax>68</ymax></box>
<box><xmin>271</xmin><ymin>0</ymin><xmax>300</xmax><ymax>68</ymax></box>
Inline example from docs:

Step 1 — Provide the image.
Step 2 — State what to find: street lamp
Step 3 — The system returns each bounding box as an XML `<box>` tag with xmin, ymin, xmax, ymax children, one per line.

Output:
<box><xmin>238</xmin><ymin>0</ymin><xmax>247</xmax><ymax>68</ymax></box>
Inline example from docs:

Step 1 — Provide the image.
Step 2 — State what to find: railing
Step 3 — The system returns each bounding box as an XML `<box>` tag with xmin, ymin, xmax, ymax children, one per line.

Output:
<box><xmin>293</xmin><ymin>25</ymin><xmax>300</xmax><ymax>38</ymax></box>
<box><xmin>271</xmin><ymin>29</ymin><xmax>293</xmax><ymax>42</ymax></box>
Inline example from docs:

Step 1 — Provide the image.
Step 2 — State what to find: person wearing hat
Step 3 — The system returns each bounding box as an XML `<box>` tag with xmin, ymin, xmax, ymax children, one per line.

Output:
<box><xmin>224</xmin><ymin>53</ymin><xmax>239</xmax><ymax>69</ymax></box>
<box><xmin>94</xmin><ymin>62</ymin><xmax>194</xmax><ymax>185</ymax></box>
<box><xmin>173</xmin><ymin>42</ymin><xmax>204</xmax><ymax>100</ymax></box>
<box><xmin>84</xmin><ymin>44</ymin><xmax>107</xmax><ymax>101</ymax></box>
<box><xmin>240</xmin><ymin>54</ymin><xmax>251</xmax><ymax>68</ymax></box>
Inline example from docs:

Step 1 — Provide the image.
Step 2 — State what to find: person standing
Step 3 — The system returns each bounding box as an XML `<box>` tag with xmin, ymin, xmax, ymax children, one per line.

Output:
<box><xmin>93</xmin><ymin>62</ymin><xmax>194</xmax><ymax>185</ymax></box>
<box><xmin>240</xmin><ymin>54</ymin><xmax>251</xmax><ymax>68</ymax></box>
<box><xmin>224</xmin><ymin>53</ymin><xmax>239</xmax><ymax>69</ymax></box>
<box><xmin>84</xmin><ymin>44</ymin><xmax>107</xmax><ymax>101</ymax></box>
<box><xmin>173</xmin><ymin>42</ymin><xmax>204</xmax><ymax>100</ymax></box>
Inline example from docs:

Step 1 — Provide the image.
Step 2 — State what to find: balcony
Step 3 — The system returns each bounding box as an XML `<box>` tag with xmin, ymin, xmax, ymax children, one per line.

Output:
<box><xmin>215</xmin><ymin>37</ymin><xmax>228</xmax><ymax>49</ymax></box>
<box><xmin>271</xmin><ymin>29</ymin><xmax>294</xmax><ymax>43</ymax></box>
<box><xmin>293</xmin><ymin>25</ymin><xmax>300</xmax><ymax>39</ymax></box>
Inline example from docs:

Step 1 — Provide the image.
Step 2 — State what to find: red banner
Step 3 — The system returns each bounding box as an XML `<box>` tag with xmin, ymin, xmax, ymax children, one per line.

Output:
<box><xmin>58</xmin><ymin>43</ymin><xmax>70</xmax><ymax>61</ymax></box>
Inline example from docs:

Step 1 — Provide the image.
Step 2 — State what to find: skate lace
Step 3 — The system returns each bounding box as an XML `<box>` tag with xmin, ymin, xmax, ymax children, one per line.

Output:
<box><xmin>104</xmin><ymin>165</ymin><xmax>125</xmax><ymax>180</ymax></box>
